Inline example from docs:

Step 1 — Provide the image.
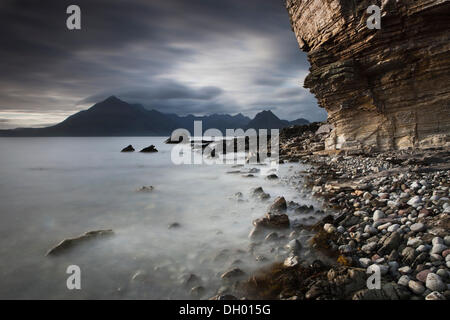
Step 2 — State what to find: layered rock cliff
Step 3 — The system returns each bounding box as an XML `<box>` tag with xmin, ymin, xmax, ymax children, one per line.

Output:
<box><xmin>285</xmin><ymin>0</ymin><xmax>450</xmax><ymax>151</ymax></box>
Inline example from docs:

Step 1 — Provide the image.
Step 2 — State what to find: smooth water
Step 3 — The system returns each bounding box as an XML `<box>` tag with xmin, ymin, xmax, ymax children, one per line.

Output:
<box><xmin>0</xmin><ymin>137</ymin><xmax>318</xmax><ymax>299</ymax></box>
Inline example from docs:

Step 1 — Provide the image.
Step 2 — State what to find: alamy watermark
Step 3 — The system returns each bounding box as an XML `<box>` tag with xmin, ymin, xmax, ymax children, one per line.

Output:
<box><xmin>169</xmin><ymin>121</ymin><xmax>279</xmax><ymax>168</ymax></box>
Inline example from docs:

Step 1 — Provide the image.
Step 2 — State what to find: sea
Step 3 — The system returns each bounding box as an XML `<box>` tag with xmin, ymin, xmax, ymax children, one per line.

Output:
<box><xmin>0</xmin><ymin>137</ymin><xmax>319</xmax><ymax>299</ymax></box>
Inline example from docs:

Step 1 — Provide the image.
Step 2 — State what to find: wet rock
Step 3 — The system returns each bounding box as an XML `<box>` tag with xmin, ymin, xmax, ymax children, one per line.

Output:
<box><xmin>283</xmin><ymin>255</ymin><xmax>299</xmax><ymax>267</ymax></box>
<box><xmin>266</xmin><ymin>174</ymin><xmax>279</xmax><ymax>180</ymax></box>
<box><xmin>410</xmin><ymin>223</ymin><xmax>426</xmax><ymax>233</ymax></box>
<box><xmin>46</xmin><ymin>229</ymin><xmax>114</xmax><ymax>256</ymax></box>
<box><xmin>431</xmin><ymin>244</ymin><xmax>447</xmax><ymax>254</ymax></box>
<box><xmin>264</xmin><ymin>232</ymin><xmax>279</xmax><ymax>242</ymax></box>
<box><xmin>221</xmin><ymin>268</ymin><xmax>245</xmax><ymax>279</ymax></box>
<box><xmin>121</xmin><ymin>145</ymin><xmax>135</xmax><ymax>152</ymax></box>
<box><xmin>426</xmin><ymin>273</ymin><xmax>446</xmax><ymax>292</ymax></box>
<box><xmin>251</xmin><ymin>187</ymin><xmax>270</xmax><ymax>200</ymax></box>
<box><xmin>425</xmin><ymin>291</ymin><xmax>446</xmax><ymax>300</ymax></box>
<box><xmin>408</xmin><ymin>280</ymin><xmax>426</xmax><ymax>295</ymax></box>
<box><xmin>140</xmin><ymin>145</ymin><xmax>158</xmax><ymax>153</ymax></box>
<box><xmin>253</xmin><ymin>213</ymin><xmax>290</xmax><ymax>230</ymax></box>
<box><xmin>168</xmin><ymin>222</ymin><xmax>180</xmax><ymax>229</ymax></box>
<box><xmin>191</xmin><ymin>286</ymin><xmax>205</xmax><ymax>298</ymax></box>
<box><xmin>137</xmin><ymin>186</ymin><xmax>154</xmax><ymax>192</ymax></box>
<box><xmin>269</xmin><ymin>197</ymin><xmax>287</xmax><ymax>213</ymax></box>
<box><xmin>378</xmin><ymin>231</ymin><xmax>402</xmax><ymax>255</ymax></box>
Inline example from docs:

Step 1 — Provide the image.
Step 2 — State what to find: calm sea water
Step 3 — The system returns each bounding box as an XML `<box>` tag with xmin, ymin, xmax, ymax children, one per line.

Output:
<box><xmin>0</xmin><ymin>137</ymin><xmax>318</xmax><ymax>299</ymax></box>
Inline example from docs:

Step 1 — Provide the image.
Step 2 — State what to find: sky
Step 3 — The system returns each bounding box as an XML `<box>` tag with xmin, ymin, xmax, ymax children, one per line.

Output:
<box><xmin>0</xmin><ymin>0</ymin><xmax>327</xmax><ymax>129</ymax></box>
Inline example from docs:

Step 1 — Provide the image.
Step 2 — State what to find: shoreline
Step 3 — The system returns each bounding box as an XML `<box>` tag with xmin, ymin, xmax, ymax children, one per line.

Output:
<box><xmin>213</xmin><ymin>125</ymin><xmax>450</xmax><ymax>300</ymax></box>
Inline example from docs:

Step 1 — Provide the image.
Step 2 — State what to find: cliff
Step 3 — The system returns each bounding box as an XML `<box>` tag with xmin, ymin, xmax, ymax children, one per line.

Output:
<box><xmin>285</xmin><ymin>0</ymin><xmax>450</xmax><ymax>151</ymax></box>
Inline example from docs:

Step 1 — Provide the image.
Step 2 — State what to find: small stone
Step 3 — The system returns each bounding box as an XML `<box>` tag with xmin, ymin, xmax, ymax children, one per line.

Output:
<box><xmin>416</xmin><ymin>269</ymin><xmax>431</xmax><ymax>282</ymax></box>
<box><xmin>286</xmin><ymin>239</ymin><xmax>302</xmax><ymax>253</ymax></box>
<box><xmin>444</xmin><ymin>236</ymin><xmax>450</xmax><ymax>246</ymax></box>
<box><xmin>398</xmin><ymin>266</ymin><xmax>412</xmax><ymax>274</ymax></box>
<box><xmin>323</xmin><ymin>223</ymin><xmax>336</xmax><ymax>234</ymax></box>
<box><xmin>283</xmin><ymin>255</ymin><xmax>299</xmax><ymax>267</ymax></box>
<box><xmin>373</xmin><ymin>210</ymin><xmax>385</xmax><ymax>221</ymax></box>
<box><xmin>407</xmin><ymin>196</ymin><xmax>422</xmax><ymax>207</ymax></box>
<box><xmin>432</xmin><ymin>237</ymin><xmax>444</xmax><ymax>245</ymax></box>
<box><xmin>408</xmin><ymin>280</ymin><xmax>425</xmax><ymax>295</ymax></box>
<box><xmin>359</xmin><ymin>258</ymin><xmax>372</xmax><ymax>268</ymax></box>
<box><xmin>410</xmin><ymin>223</ymin><xmax>425</xmax><ymax>233</ymax></box>
<box><xmin>221</xmin><ymin>268</ymin><xmax>245</xmax><ymax>279</ymax></box>
<box><xmin>431</xmin><ymin>244</ymin><xmax>447</xmax><ymax>254</ymax></box>
<box><xmin>387</xmin><ymin>224</ymin><xmax>400</xmax><ymax>232</ymax></box>
<box><xmin>426</xmin><ymin>273</ymin><xmax>446</xmax><ymax>292</ymax></box>
<box><xmin>398</xmin><ymin>275</ymin><xmax>410</xmax><ymax>286</ymax></box>
<box><xmin>425</xmin><ymin>291</ymin><xmax>446</xmax><ymax>300</ymax></box>
<box><xmin>407</xmin><ymin>237</ymin><xmax>422</xmax><ymax>248</ymax></box>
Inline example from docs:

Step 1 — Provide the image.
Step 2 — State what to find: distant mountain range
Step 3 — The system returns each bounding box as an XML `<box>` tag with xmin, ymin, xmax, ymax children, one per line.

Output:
<box><xmin>0</xmin><ymin>96</ymin><xmax>309</xmax><ymax>136</ymax></box>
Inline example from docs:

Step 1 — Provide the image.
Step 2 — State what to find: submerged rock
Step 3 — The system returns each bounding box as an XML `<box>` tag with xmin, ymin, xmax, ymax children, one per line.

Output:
<box><xmin>121</xmin><ymin>145</ymin><xmax>135</xmax><ymax>152</ymax></box>
<box><xmin>140</xmin><ymin>145</ymin><xmax>158</xmax><ymax>153</ymax></box>
<box><xmin>46</xmin><ymin>229</ymin><xmax>114</xmax><ymax>256</ymax></box>
<box><xmin>137</xmin><ymin>186</ymin><xmax>154</xmax><ymax>192</ymax></box>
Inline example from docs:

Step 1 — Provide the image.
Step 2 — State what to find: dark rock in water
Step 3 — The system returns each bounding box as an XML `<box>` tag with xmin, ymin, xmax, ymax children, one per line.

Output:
<box><xmin>46</xmin><ymin>229</ymin><xmax>114</xmax><ymax>256</ymax></box>
<box><xmin>242</xmin><ymin>174</ymin><xmax>255</xmax><ymax>178</ymax></box>
<box><xmin>253</xmin><ymin>212</ymin><xmax>290</xmax><ymax>229</ymax></box>
<box><xmin>168</xmin><ymin>222</ymin><xmax>180</xmax><ymax>229</ymax></box>
<box><xmin>221</xmin><ymin>268</ymin><xmax>245</xmax><ymax>279</ymax></box>
<box><xmin>190</xmin><ymin>286</ymin><xmax>205</xmax><ymax>297</ymax></box>
<box><xmin>121</xmin><ymin>145</ymin><xmax>135</xmax><ymax>152</ymax></box>
<box><xmin>140</xmin><ymin>145</ymin><xmax>158</xmax><ymax>153</ymax></box>
<box><xmin>269</xmin><ymin>196</ymin><xmax>287</xmax><ymax>213</ymax></box>
<box><xmin>251</xmin><ymin>187</ymin><xmax>271</xmax><ymax>200</ymax></box>
<box><xmin>266</xmin><ymin>174</ymin><xmax>279</xmax><ymax>180</ymax></box>
<box><xmin>137</xmin><ymin>186</ymin><xmax>154</xmax><ymax>192</ymax></box>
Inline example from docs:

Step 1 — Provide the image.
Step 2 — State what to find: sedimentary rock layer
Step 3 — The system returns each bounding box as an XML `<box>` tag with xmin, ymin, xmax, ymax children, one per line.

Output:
<box><xmin>286</xmin><ymin>0</ymin><xmax>450</xmax><ymax>151</ymax></box>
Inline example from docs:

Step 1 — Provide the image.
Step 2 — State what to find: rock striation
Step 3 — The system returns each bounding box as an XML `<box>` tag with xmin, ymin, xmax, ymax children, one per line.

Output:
<box><xmin>285</xmin><ymin>0</ymin><xmax>450</xmax><ymax>151</ymax></box>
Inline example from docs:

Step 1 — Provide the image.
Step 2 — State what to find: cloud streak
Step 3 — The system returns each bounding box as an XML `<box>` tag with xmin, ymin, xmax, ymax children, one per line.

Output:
<box><xmin>0</xmin><ymin>0</ymin><xmax>327</xmax><ymax>129</ymax></box>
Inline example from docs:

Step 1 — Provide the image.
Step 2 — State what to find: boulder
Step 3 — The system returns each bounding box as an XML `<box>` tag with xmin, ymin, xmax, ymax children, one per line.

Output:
<box><xmin>121</xmin><ymin>145</ymin><xmax>135</xmax><ymax>152</ymax></box>
<box><xmin>140</xmin><ymin>145</ymin><xmax>158</xmax><ymax>153</ymax></box>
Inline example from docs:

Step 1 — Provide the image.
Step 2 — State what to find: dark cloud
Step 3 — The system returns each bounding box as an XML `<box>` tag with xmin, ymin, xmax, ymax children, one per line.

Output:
<box><xmin>0</xmin><ymin>0</ymin><xmax>326</xmax><ymax>128</ymax></box>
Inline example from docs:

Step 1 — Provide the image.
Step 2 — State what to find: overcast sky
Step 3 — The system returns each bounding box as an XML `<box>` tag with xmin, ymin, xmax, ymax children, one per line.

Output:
<box><xmin>0</xmin><ymin>0</ymin><xmax>327</xmax><ymax>129</ymax></box>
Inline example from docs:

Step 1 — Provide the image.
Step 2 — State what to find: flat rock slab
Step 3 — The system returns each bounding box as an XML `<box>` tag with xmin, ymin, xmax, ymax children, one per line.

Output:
<box><xmin>46</xmin><ymin>229</ymin><xmax>114</xmax><ymax>256</ymax></box>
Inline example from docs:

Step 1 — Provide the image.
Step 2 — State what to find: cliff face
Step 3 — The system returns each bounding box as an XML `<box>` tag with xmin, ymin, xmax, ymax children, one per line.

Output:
<box><xmin>286</xmin><ymin>0</ymin><xmax>450</xmax><ymax>151</ymax></box>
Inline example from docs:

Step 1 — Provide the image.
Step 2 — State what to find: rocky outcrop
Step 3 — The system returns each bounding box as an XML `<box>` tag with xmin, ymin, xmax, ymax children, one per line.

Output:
<box><xmin>286</xmin><ymin>0</ymin><xmax>450</xmax><ymax>151</ymax></box>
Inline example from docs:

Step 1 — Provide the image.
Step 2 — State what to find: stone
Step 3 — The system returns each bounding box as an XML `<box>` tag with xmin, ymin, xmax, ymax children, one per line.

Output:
<box><xmin>283</xmin><ymin>255</ymin><xmax>299</xmax><ymax>267</ymax></box>
<box><xmin>410</xmin><ymin>223</ymin><xmax>425</xmax><ymax>233</ymax></box>
<box><xmin>139</xmin><ymin>145</ymin><xmax>158</xmax><ymax>153</ymax></box>
<box><xmin>407</xmin><ymin>196</ymin><xmax>422</xmax><ymax>207</ymax></box>
<box><xmin>269</xmin><ymin>197</ymin><xmax>287</xmax><ymax>213</ymax></box>
<box><xmin>398</xmin><ymin>266</ymin><xmax>412</xmax><ymax>274</ymax></box>
<box><xmin>252</xmin><ymin>213</ymin><xmax>290</xmax><ymax>230</ymax></box>
<box><xmin>359</xmin><ymin>258</ymin><xmax>371</xmax><ymax>268</ymax></box>
<box><xmin>398</xmin><ymin>275</ymin><xmax>410</xmax><ymax>287</ymax></box>
<box><xmin>431</xmin><ymin>244</ymin><xmax>447</xmax><ymax>254</ymax></box>
<box><xmin>425</xmin><ymin>291</ymin><xmax>446</xmax><ymax>300</ymax></box>
<box><xmin>46</xmin><ymin>229</ymin><xmax>114</xmax><ymax>256</ymax></box>
<box><xmin>221</xmin><ymin>268</ymin><xmax>245</xmax><ymax>279</ymax></box>
<box><xmin>378</xmin><ymin>231</ymin><xmax>401</xmax><ymax>255</ymax></box>
<box><xmin>286</xmin><ymin>239</ymin><xmax>302</xmax><ymax>253</ymax></box>
<box><xmin>121</xmin><ymin>145</ymin><xmax>134</xmax><ymax>152</ymax></box>
<box><xmin>408</xmin><ymin>280</ymin><xmax>426</xmax><ymax>295</ymax></box>
<box><xmin>323</xmin><ymin>223</ymin><xmax>336</xmax><ymax>234</ymax></box>
<box><xmin>416</xmin><ymin>270</ymin><xmax>431</xmax><ymax>283</ymax></box>
<box><xmin>426</xmin><ymin>273</ymin><xmax>446</xmax><ymax>292</ymax></box>
<box><xmin>373</xmin><ymin>210</ymin><xmax>385</xmax><ymax>221</ymax></box>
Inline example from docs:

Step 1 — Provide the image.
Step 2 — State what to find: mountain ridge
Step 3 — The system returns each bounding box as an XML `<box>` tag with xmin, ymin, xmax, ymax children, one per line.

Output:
<box><xmin>0</xmin><ymin>96</ymin><xmax>309</xmax><ymax>136</ymax></box>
